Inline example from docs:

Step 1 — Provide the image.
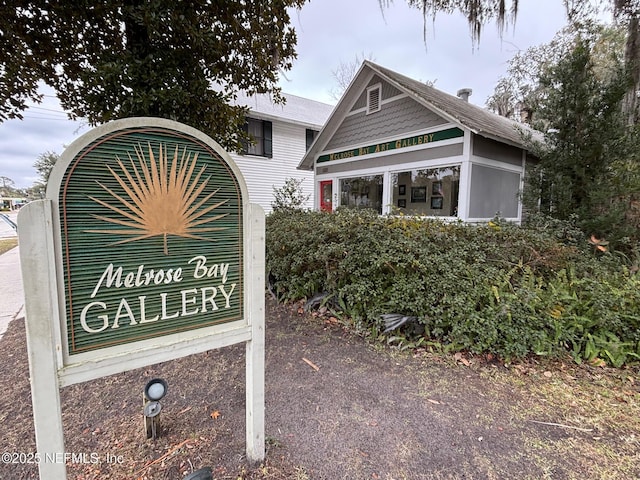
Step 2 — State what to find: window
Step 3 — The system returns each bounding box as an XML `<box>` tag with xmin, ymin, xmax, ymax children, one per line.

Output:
<box><xmin>340</xmin><ymin>175</ymin><xmax>383</xmax><ymax>214</ymax></box>
<box><xmin>242</xmin><ymin>118</ymin><xmax>272</xmax><ymax>158</ymax></box>
<box><xmin>306</xmin><ymin>128</ymin><xmax>319</xmax><ymax>151</ymax></box>
<box><xmin>392</xmin><ymin>166</ymin><xmax>460</xmax><ymax>217</ymax></box>
<box><xmin>468</xmin><ymin>165</ymin><xmax>520</xmax><ymax>218</ymax></box>
<box><xmin>366</xmin><ymin>84</ymin><xmax>381</xmax><ymax>114</ymax></box>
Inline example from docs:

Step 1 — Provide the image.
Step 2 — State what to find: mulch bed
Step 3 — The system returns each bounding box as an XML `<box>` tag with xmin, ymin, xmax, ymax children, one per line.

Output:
<box><xmin>0</xmin><ymin>297</ymin><xmax>637</xmax><ymax>479</ymax></box>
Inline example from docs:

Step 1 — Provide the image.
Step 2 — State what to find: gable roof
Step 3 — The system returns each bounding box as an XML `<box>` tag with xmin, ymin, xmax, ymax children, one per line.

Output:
<box><xmin>233</xmin><ymin>91</ymin><xmax>333</xmax><ymax>129</ymax></box>
<box><xmin>299</xmin><ymin>60</ymin><xmax>540</xmax><ymax>170</ymax></box>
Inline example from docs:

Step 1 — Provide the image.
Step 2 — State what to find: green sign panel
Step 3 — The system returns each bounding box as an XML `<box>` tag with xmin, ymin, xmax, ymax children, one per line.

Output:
<box><xmin>317</xmin><ymin>127</ymin><xmax>464</xmax><ymax>163</ymax></box>
<box><xmin>59</xmin><ymin>126</ymin><xmax>243</xmax><ymax>353</ymax></box>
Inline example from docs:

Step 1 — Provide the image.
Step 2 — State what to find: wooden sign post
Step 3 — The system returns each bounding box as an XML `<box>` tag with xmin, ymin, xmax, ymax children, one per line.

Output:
<box><xmin>18</xmin><ymin>118</ymin><xmax>265</xmax><ymax>479</ymax></box>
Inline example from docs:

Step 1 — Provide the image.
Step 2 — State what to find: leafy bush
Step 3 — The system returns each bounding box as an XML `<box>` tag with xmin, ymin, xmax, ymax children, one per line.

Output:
<box><xmin>271</xmin><ymin>177</ymin><xmax>310</xmax><ymax>213</ymax></box>
<box><xmin>266</xmin><ymin>209</ymin><xmax>640</xmax><ymax>366</ymax></box>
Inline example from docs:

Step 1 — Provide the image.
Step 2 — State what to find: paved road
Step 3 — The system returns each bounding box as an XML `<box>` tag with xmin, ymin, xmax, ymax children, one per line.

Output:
<box><xmin>0</xmin><ymin>211</ymin><xmax>23</xmax><ymax>339</ymax></box>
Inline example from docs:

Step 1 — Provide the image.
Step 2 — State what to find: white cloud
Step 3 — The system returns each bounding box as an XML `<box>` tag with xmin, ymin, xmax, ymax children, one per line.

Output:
<box><xmin>0</xmin><ymin>86</ymin><xmax>87</xmax><ymax>189</ymax></box>
<box><xmin>281</xmin><ymin>0</ymin><xmax>570</xmax><ymax>105</ymax></box>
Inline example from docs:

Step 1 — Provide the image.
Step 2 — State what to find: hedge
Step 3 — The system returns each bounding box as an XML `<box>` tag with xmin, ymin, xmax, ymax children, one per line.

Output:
<box><xmin>266</xmin><ymin>209</ymin><xmax>640</xmax><ymax>366</ymax></box>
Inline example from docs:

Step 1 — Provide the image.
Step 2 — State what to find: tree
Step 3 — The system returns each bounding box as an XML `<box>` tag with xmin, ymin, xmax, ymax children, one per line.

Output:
<box><xmin>612</xmin><ymin>0</ymin><xmax>640</xmax><ymax>124</ymax></box>
<box><xmin>486</xmin><ymin>77</ymin><xmax>519</xmax><ymax>119</ymax></box>
<box><xmin>388</xmin><ymin>0</ymin><xmax>640</xmax><ymax>123</ymax></box>
<box><xmin>0</xmin><ymin>176</ymin><xmax>24</xmax><ymax>198</ymax></box>
<box><xmin>486</xmin><ymin>28</ymin><xmax>574</xmax><ymax>122</ymax></box>
<box><xmin>523</xmin><ymin>33</ymin><xmax>640</xmax><ymax>244</ymax></box>
<box><xmin>329</xmin><ymin>52</ymin><xmax>434</xmax><ymax>102</ymax></box>
<box><xmin>0</xmin><ymin>176</ymin><xmax>14</xmax><ymax>190</ymax></box>
<box><xmin>271</xmin><ymin>177</ymin><xmax>310</xmax><ymax>212</ymax></box>
<box><xmin>33</xmin><ymin>151</ymin><xmax>60</xmax><ymax>186</ymax></box>
<box><xmin>26</xmin><ymin>183</ymin><xmax>46</xmax><ymax>200</ymax></box>
<box><xmin>386</xmin><ymin>0</ymin><xmax>520</xmax><ymax>44</ymax></box>
<box><xmin>1</xmin><ymin>1</ymin><xmax>305</xmax><ymax>151</ymax></box>
<box><xmin>486</xmin><ymin>23</ymin><xmax>626</xmax><ymax>125</ymax></box>
<box><xmin>330</xmin><ymin>52</ymin><xmax>377</xmax><ymax>101</ymax></box>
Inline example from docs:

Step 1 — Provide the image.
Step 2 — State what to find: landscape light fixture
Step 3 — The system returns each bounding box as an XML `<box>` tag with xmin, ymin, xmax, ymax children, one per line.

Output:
<box><xmin>143</xmin><ymin>378</ymin><xmax>168</xmax><ymax>440</ymax></box>
<box><xmin>144</xmin><ymin>378</ymin><xmax>168</xmax><ymax>401</ymax></box>
<box><xmin>184</xmin><ymin>467</ymin><xmax>213</xmax><ymax>480</ymax></box>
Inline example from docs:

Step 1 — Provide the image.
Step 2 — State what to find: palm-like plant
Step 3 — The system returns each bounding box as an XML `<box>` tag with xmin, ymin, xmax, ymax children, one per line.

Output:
<box><xmin>89</xmin><ymin>143</ymin><xmax>228</xmax><ymax>255</ymax></box>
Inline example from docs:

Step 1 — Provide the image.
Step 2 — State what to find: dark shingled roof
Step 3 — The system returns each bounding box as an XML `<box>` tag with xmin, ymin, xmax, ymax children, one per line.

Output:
<box><xmin>298</xmin><ymin>61</ymin><xmax>541</xmax><ymax>171</ymax></box>
<box><xmin>366</xmin><ymin>61</ymin><xmax>542</xmax><ymax>148</ymax></box>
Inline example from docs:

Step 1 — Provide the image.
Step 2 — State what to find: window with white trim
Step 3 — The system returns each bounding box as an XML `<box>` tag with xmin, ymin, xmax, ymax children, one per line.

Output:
<box><xmin>340</xmin><ymin>175</ymin><xmax>383</xmax><ymax>214</ymax></box>
<box><xmin>366</xmin><ymin>84</ymin><xmax>381</xmax><ymax>114</ymax></box>
<box><xmin>392</xmin><ymin>166</ymin><xmax>460</xmax><ymax>217</ymax></box>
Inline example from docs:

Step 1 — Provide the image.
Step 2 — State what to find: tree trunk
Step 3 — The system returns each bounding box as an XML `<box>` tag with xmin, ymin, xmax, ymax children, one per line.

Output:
<box><xmin>620</xmin><ymin>6</ymin><xmax>640</xmax><ymax>124</ymax></box>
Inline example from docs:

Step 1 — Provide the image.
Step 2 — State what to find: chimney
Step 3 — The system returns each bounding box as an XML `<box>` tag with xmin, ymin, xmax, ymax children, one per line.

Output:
<box><xmin>456</xmin><ymin>88</ymin><xmax>472</xmax><ymax>102</ymax></box>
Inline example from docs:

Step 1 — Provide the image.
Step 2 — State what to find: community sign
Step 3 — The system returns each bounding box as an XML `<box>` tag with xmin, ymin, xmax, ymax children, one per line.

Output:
<box><xmin>58</xmin><ymin>124</ymin><xmax>244</xmax><ymax>354</ymax></box>
<box><xmin>18</xmin><ymin>118</ymin><xmax>265</xmax><ymax>479</ymax></box>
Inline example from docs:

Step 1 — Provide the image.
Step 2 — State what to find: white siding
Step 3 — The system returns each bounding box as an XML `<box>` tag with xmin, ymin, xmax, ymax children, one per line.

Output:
<box><xmin>229</xmin><ymin>120</ymin><xmax>315</xmax><ymax>214</ymax></box>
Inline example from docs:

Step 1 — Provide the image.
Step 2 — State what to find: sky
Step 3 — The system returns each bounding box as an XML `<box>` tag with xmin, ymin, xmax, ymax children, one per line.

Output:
<box><xmin>0</xmin><ymin>0</ymin><xmax>589</xmax><ymax>190</ymax></box>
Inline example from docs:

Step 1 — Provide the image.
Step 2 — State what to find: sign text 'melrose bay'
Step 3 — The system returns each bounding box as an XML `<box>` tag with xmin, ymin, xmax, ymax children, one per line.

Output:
<box><xmin>80</xmin><ymin>255</ymin><xmax>236</xmax><ymax>333</ymax></box>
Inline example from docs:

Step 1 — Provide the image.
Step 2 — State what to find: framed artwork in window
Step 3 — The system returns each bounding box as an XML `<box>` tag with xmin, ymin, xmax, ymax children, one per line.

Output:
<box><xmin>397</xmin><ymin>199</ymin><xmax>406</xmax><ymax>208</ymax></box>
<box><xmin>430</xmin><ymin>196</ymin><xmax>443</xmax><ymax>209</ymax></box>
<box><xmin>398</xmin><ymin>185</ymin><xmax>406</xmax><ymax>196</ymax></box>
<box><xmin>432</xmin><ymin>181</ymin><xmax>443</xmax><ymax>196</ymax></box>
<box><xmin>411</xmin><ymin>186</ymin><xmax>427</xmax><ymax>203</ymax></box>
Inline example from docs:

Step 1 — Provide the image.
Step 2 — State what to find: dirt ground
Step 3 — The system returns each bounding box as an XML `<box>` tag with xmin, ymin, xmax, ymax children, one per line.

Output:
<box><xmin>0</xmin><ymin>297</ymin><xmax>639</xmax><ymax>480</ymax></box>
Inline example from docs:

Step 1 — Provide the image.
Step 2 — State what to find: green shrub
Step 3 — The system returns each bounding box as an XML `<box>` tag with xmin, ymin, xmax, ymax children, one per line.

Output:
<box><xmin>271</xmin><ymin>177</ymin><xmax>310</xmax><ymax>213</ymax></box>
<box><xmin>266</xmin><ymin>209</ymin><xmax>639</xmax><ymax>366</ymax></box>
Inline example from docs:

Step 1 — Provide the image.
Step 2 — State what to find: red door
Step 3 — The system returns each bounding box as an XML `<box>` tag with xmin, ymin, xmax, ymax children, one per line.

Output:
<box><xmin>320</xmin><ymin>180</ymin><xmax>332</xmax><ymax>212</ymax></box>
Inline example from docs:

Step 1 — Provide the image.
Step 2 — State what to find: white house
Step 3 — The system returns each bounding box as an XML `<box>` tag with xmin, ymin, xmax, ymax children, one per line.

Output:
<box><xmin>229</xmin><ymin>92</ymin><xmax>333</xmax><ymax>213</ymax></box>
<box><xmin>298</xmin><ymin>61</ymin><xmax>541</xmax><ymax>223</ymax></box>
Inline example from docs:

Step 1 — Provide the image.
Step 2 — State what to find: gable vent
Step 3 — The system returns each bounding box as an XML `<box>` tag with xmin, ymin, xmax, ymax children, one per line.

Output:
<box><xmin>367</xmin><ymin>84</ymin><xmax>381</xmax><ymax>114</ymax></box>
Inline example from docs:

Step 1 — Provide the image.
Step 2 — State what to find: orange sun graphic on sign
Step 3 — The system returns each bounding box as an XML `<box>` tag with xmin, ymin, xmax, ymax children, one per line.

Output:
<box><xmin>88</xmin><ymin>143</ymin><xmax>228</xmax><ymax>255</ymax></box>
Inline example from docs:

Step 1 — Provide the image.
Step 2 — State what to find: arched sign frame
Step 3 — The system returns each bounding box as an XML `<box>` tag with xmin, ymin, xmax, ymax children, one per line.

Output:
<box><xmin>18</xmin><ymin>118</ymin><xmax>265</xmax><ymax>480</ymax></box>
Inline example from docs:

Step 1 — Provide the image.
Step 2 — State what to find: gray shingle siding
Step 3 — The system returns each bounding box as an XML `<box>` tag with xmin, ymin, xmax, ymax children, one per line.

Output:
<box><xmin>327</xmin><ymin>96</ymin><xmax>449</xmax><ymax>151</ymax></box>
<box><xmin>351</xmin><ymin>76</ymin><xmax>403</xmax><ymax>111</ymax></box>
<box><xmin>352</xmin><ymin>91</ymin><xmax>367</xmax><ymax>111</ymax></box>
<box><xmin>473</xmin><ymin>134</ymin><xmax>523</xmax><ymax>166</ymax></box>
